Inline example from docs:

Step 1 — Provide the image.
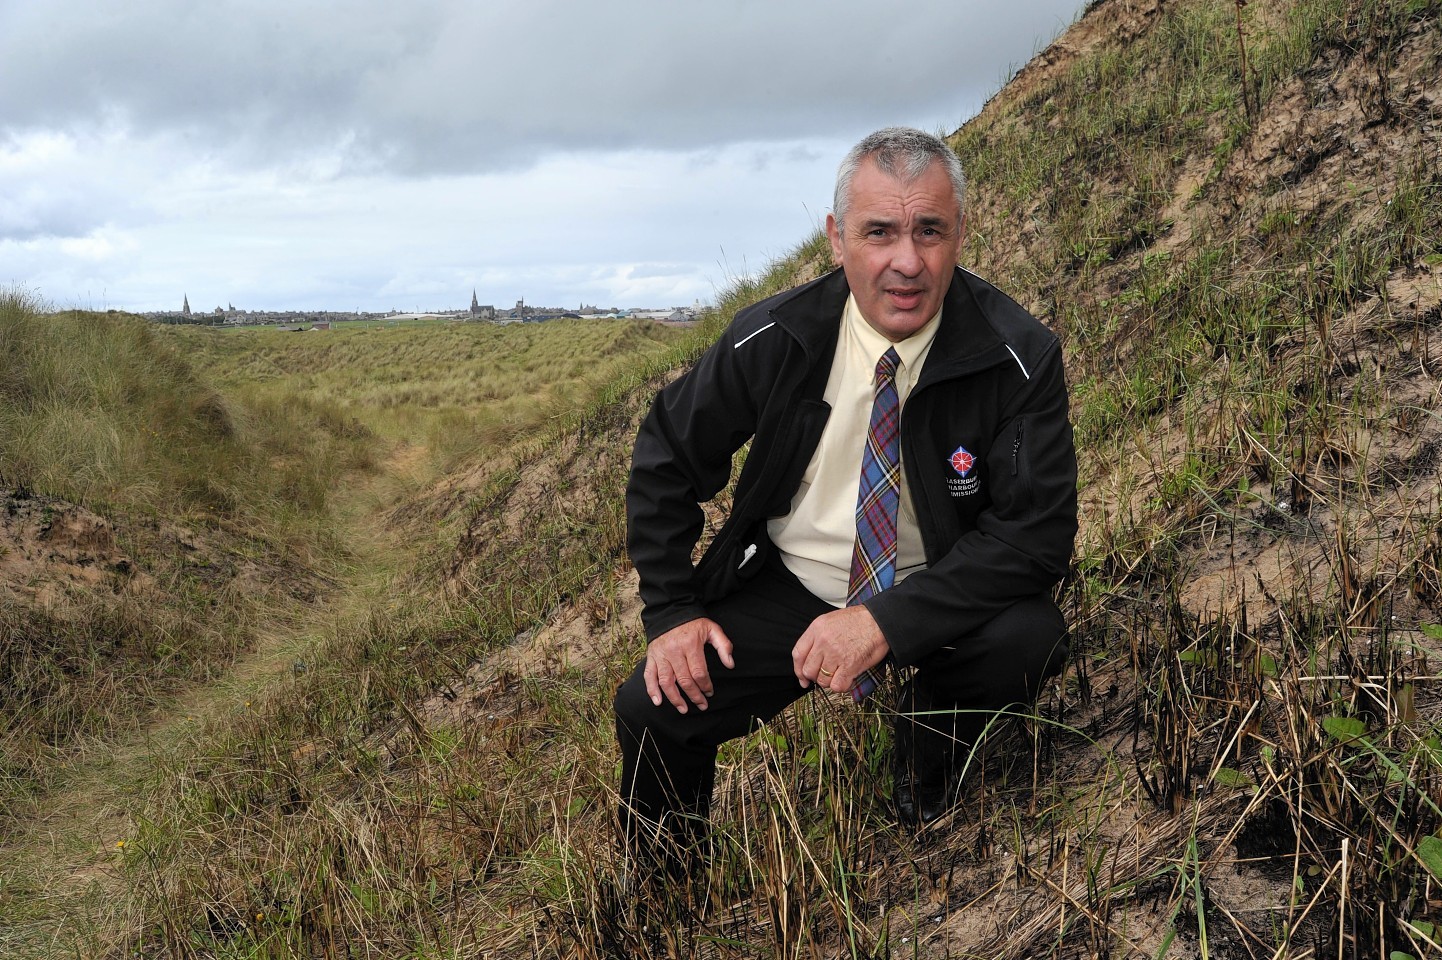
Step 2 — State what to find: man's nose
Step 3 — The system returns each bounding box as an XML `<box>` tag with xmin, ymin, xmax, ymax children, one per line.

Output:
<box><xmin>891</xmin><ymin>236</ymin><xmax>923</xmax><ymax>276</ymax></box>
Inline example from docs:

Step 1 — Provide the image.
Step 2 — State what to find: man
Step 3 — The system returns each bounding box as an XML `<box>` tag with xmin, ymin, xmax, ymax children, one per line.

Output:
<box><xmin>615</xmin><ymin>127</ymin><xmax>1077</xmax><ymax>868</ymax></box>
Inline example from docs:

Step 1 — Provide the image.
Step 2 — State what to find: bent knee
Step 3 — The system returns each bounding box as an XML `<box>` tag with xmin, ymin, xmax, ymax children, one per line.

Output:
<box><xmin>613</xmin><ymin>670</ymin><xmax>654</xmax><ymax>726</ymax></box>
<box><xmin>918</xmin><ymin>595</ymin><xmax>1068</xmax><ymax>704</ymax></box>
<box><xmin>1000</xmin><ymin>595</ymin><xmax>1068</xmax><ymax>693</ymax></box>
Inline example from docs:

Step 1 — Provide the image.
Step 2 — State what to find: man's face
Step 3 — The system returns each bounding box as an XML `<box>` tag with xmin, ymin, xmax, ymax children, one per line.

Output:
<box><xmin>826</xmin><ymin>158</ymin><xmax>966</xmax><ymax>342</ymax></box>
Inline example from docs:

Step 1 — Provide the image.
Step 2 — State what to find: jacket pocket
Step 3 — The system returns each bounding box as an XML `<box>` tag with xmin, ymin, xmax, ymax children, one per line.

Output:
<box><xmin>697</xmin><ymin>522</ymin><xmax>771</xmax><ymax>604</ymax></box>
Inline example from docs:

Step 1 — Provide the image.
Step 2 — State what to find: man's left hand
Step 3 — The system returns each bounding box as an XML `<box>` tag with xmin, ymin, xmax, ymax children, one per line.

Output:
<box><xmin>792</xmin><ymin>605</ymin><xmax>890</xmax><ymax>695</ymax></box>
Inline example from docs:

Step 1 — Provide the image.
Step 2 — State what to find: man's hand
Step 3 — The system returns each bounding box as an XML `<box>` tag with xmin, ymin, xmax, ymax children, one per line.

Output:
<box><xmin>792</xmin><ymin>605</ymin><xmax>890</xmax><ymax>695</ymax></box>
<box><xmin>644</xmin><ymin>618</ymin><xmax>735</xmax><ymax>714</ymax></box>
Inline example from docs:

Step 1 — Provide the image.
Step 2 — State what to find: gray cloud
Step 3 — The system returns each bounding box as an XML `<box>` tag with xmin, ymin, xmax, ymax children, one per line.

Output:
<box><xmin>1</xmin><ymin>0</ymin><xmax>1082</xmax><ymax>176</ymax></box>
<box><xmin>0</xmin><ymin>131</ymin><xmax>152</xmax><ymax>241</ymax></box>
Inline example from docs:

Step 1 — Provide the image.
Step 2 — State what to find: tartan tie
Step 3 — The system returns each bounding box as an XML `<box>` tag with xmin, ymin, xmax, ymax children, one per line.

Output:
<box><xmin>846</xmin><ymin>347</ymin><xmax>901</xmax><ymax>700</ymax></box>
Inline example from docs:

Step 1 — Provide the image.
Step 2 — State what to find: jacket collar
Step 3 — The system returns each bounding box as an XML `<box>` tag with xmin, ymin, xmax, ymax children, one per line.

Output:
<box><xmin>919</xmin><ymin>267</ymin><xmax>1012</xmax><ymax>386</ymax></box>
<box><xmin>767</xmin><ymin>267</ymin><xmax>851</xmax><ymax>362</ymax></box>
<box><xmin>768</xmin><ymin>266</ymin><xmax>1011</xmax><ymax>382</ymax></box>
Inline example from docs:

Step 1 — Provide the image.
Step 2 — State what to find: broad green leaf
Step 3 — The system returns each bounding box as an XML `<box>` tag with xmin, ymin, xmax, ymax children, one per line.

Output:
<box><xmin>1407</xmin><ymin>919</ymin><xmax>1435</xmax><ymax>938</ymax></box>
<box><xmin>1323</xmin><ymin>715</ymin><xmax>1367</xmax><ymax>741</ymax></box>
<box><xmin>1258</xmin><ymin>653</ymin><xmax>1278</xmax><ymax>677</ymax></box>
<box><xmin>1415</xmin><ymin>836</ymin><xmax>1442</xmax><ymax>882</ymax></box>
<box><xmin>1213</xmin><ymin>767</ymin><xmax>1254</xmax><ymax>788</ymax></box>
<box><xmin>1421</xmin><ymin>623</ymin><xmax>1442</xmax><ymax>639</ymax></box>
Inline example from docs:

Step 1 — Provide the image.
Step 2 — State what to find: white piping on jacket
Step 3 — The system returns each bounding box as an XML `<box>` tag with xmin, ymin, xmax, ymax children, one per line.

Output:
<box><xmin>733</xmin><ymin>322</ymin><xmax>776</xmax><ymax>349</ymax></box>
<box><xmin>733</xmin><ymin>313</ymin><xmax>1031</xmax><ymax>384</ymax></box>
<box><xmin>1004</xmin><ymin>344</ymin><xmax>1031</xmax><ymax>379</ymax></box>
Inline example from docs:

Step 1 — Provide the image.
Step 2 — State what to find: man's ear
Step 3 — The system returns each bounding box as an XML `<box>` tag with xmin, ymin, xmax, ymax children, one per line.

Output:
<box><xmin>826</xmin><ymin>213</ymin><xmax>844</xmax><ymax>267</ymax></box>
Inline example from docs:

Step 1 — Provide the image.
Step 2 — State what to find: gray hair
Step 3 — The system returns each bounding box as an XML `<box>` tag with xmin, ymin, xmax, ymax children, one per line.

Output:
<box><xmin>833</xmin><ymin>127</ymin><xmax>966</xmax><ymax>228</ymax></box>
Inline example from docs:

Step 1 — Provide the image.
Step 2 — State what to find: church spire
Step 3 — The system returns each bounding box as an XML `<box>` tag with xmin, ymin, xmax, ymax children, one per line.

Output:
<box><xmin>182</xmin><ymin>294</ymin><xmax>191</xmax><ymax>317</ymax></box>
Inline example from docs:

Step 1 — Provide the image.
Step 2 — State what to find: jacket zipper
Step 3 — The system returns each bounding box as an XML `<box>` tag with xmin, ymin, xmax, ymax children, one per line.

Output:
<box><xmin>1011</xmin><ymin>417</ymin><xmax>1025</xmax><ymax>476</ymax></box>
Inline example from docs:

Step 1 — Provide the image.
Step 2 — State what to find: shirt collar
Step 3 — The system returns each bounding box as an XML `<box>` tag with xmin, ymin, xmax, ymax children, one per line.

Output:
<box><xmin>842</xmin><ymin>294</ymin><xmax>942</xmax><ymax>380</ymax></box>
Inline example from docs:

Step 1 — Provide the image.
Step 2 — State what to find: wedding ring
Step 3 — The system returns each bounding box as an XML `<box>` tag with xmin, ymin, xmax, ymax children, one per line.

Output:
<box><xmin>819</xmin><ymin>667</ymin><xmax>834</xmax><ymax>677</ymax></box>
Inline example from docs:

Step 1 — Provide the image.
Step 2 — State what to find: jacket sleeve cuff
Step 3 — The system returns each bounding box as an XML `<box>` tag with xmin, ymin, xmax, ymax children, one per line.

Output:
<box><xmin>863</xmin><ymin>595</ymin><xmax>921</xmax><ymax>667</ymax></box>
<box><xmin>643</xmin><ymin>603</ymin><xmax>711</xmax><ymax>643</ymax></box>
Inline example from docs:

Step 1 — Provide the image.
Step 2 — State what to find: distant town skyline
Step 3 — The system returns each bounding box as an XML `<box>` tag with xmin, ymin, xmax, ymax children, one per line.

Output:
<box><xmin>158</xmin><ymin>290</ymin><xmax>707</xmax><ymax>318</ymax></box>
<box><xmin>1</xmin><ymin>1</ymin><xmax>1088</xmax><ymax>313</ymax></box>
<box><xmin>149</xmin><ymin>284</ymin><xmax>707</xmax><ymax>325</ymax></box>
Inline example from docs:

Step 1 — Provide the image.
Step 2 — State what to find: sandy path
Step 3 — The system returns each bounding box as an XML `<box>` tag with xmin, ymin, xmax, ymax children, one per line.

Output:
<box><xmin>0</xmin><ymin>441</ymin><xmax>431</xmax><ymax>958</ymax></box>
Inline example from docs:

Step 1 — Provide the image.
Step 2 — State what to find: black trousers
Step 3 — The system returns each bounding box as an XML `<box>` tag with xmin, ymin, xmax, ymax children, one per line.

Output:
<box><xmin>614</xmin><ymin>554</ymin><xmax>1067</xmax><ymax>852</ymax></box>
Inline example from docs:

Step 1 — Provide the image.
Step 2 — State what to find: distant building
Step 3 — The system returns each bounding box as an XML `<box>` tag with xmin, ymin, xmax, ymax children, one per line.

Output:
<box><xmin>182</xmin><ymin>294</ymin><xmax>191</xmax><ymax>318</ymax></box>
<box><xmin>501</xmin><ymin>298</ymin><xmax>533</xmax><ymax>321</ymax></box>
<box><xmin>468</xmin><ymin>290</ymin><xmax>496</xmax><ymax>320</ymax></box>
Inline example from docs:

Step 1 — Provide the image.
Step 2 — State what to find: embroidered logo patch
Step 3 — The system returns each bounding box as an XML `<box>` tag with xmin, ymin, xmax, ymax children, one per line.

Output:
<box><xmin>949</xmin><ymin>445</ymin><xmax>976</xmax><ymax>477</ymax></box>
<box><xmin>946</xmin><ymin>444</ymin><xmax>981</xmax><ymax>498</ymax></box>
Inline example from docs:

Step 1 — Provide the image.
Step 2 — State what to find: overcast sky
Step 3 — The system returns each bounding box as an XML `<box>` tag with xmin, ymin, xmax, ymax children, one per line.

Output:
<box><xmin>0</xmin><ymin>1</ymin><xmax>1085</xmax><ymax>313</ymax></box>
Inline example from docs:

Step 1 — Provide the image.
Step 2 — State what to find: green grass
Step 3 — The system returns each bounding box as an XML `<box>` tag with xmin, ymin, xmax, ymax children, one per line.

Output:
<box><xmin>163</xmin><ymin>316</ymin><xmax>687</xmax><ymax>475</ymax></box>
<box><xmin>0</xmin><ymin>292</ymin><xmax>380</xmax><ymax>531</ymax></box>
<box><xmin>0</xmin><ymin>292</ymin><xmax>373</xmax><ymax>812</ymax></box>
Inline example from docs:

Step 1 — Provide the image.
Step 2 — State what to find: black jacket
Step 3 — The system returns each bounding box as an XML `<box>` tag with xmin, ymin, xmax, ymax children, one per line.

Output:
<box><xmin>626</xmin><ymin>266</ymin><xmax>1078</xmax><ymax>667</ymax></box>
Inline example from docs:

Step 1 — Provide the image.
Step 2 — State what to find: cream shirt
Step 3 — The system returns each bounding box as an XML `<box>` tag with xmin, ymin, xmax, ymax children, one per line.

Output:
<box><xmin>767</xmin><ymin>294</ymin><xmax>941</xmax><ymax>607</ymax></box>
